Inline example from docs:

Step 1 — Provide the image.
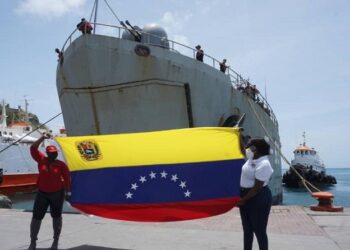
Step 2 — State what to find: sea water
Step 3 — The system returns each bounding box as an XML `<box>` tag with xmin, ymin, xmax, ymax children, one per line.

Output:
<box><xmin>8</xmin><ymin>192</ymin><xmax>76</xmax><ymax>213</ymax></box>
<box><xmin>283</xmin><ymin>168</ymin><xmax>350</xmax><ymax>207</ymax></box>
<box><xmin>6</xmin><ymin>168</ymin><xmax>350</xmax><ymax>211</ymax></box>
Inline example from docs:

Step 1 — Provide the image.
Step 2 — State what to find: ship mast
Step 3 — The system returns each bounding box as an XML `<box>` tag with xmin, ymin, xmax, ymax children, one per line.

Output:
<box><xmin>24</xmin><ymin>98</ymin><xmax>29</xmax><ymax>123</ymax></box>
<box><xmin>0</xmin><ymin>99</ymin><xmax>7</xmax><ymax>128</ymax></box>
<box><xmin>302</xmin><ymin>131</ymin><xmax>306</xmax><ymax>146</ymax></box>
<box><xmin>93</xmin><ymin>0</ymin><xmax>99</xmax><ymax>34</ymax></box>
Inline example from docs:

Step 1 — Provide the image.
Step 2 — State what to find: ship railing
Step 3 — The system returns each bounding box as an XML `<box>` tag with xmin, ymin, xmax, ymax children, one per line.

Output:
<box><xmin>60</xmin><ymin>22</ymin><xmax>278</xmax><ymax>126</ymax></box>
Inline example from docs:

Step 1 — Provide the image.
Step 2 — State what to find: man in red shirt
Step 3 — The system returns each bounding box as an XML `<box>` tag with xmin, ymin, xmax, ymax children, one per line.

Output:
<box><xmin>76</xmin><ymin>18</ymin><xmax>93</xmax><ymax>34</ymax></box>
<box><xmin>28</xmin><ymin>133</ymin><xmax>71</xmax><ymax>250</ymax></box>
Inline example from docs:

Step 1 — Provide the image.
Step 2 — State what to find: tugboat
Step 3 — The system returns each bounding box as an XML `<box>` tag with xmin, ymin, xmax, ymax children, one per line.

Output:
<box><xmin>282</xmin><ymin>132</ymin><xmax>336</xmax><ymax>188</ymax></box>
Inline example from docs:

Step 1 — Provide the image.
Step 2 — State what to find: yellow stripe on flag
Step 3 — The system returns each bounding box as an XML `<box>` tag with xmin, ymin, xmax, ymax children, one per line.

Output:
<box><xmin>55</xmin><ymin>127</ymin><xmax>243</xmax><ymax>172</ymax></box>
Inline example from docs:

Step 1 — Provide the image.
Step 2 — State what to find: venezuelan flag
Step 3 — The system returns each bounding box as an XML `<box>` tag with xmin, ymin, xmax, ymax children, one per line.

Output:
<box><xmin>55</xmin><ymin>127</ymin><xmax>244</xmax><ymax>222</ymax></box>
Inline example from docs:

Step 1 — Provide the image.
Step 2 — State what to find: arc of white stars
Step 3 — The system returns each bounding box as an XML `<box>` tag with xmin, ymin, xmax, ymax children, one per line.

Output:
<box><xmin>139</xmin><ymin>176</ymin><xmax>147</xmax><ymax>183</ymax></box>
<box><xmin>126</xmin><ymin>192</ymin><xmax>133</xmax><ymax>199</ymax></box>
<box><xmin>131</xmin><ymin>183</ymin><xmax>138</xmax><ymax>190</ymax></box>
<box><xmin>171</xmin><ymin>174</ymin><xmax>178</xmax><ymax>182</ymax></box>
<box><xmin>149</xmin><ymin>171</ymin><xmax>156</xmax><ymax>179</ymax></box>
<box><xmin>126</xmin><ymin>173</ymin><xmax>192</xmax><ymax>200</ymax></box>
<box><xmin>160</xmin><ymin>171</ymin><xmax>168</xmax><ymax>178</ymax></box>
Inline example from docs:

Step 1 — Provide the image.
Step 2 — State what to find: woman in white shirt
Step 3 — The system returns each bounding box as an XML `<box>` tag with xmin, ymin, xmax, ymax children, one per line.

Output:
<box><xmin>237</xmin><ymin>138</ymin><xmax>273</xmax><ymax>250</ymax></box>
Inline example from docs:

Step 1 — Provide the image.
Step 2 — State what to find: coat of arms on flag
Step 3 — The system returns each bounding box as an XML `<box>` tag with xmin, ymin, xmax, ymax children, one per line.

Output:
<box><xmin>55</xmin><ymin>127</ymin><xmax>244</xmax><ymax>222</ymax></box>
<box><xmin>76</xmin><ymin>140</ymin><xmax>101</xmax><ymax>161</ymax></box>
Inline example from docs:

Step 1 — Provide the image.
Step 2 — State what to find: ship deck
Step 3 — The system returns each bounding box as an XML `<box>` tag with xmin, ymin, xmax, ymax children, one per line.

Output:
<box><xmin>1</xmin><ymin>205</ymin><xmax>349</xmax><ymax>250</ymax></box>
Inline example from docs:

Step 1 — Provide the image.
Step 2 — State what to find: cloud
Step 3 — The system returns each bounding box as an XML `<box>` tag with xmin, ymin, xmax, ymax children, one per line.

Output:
<box><xmin>160</xmin><ymin>11</ymin><xmax>192</xmax><ymax>33</ymax></box>
<box><xmin>159</xmin><ymin>11</ymin><xmax>192</xmax><ymax>54</ymax></box>
<box><xmin>172</xmin><ymin>35</ymin><xmax>192</xmax><ymax>55</ymax></box>
<box><xmin>15</xmin><ymin>0</ymin><xmax>87</xmax><ymax>18</ymax></box>
<box><xmin>173</xmin><ymin>34</ymin><xmax>189</xmax><ymax>46</ymax></box>
<box><xmin>194</xmin><ymin>0</ymin><xmax>231</xmax><ymax>15</ymax></box>
<box><xmin>195</xmin><ymin>0</ymin><xmax>211</xmax><ymax>15</ymax></box>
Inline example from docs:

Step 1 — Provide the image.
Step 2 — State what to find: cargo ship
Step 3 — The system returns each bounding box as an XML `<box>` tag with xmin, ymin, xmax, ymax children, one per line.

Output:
<box><xmin>56</xmin><ymin>1</ymin><xmax>283</xmax><ymax>204</ymax></box>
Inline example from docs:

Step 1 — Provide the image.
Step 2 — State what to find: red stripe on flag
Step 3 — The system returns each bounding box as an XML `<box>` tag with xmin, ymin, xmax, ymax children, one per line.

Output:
<box><xmin>72</xmin><ymin>197</ymin><xmax>240</xmax><ymax>222</ymax></box>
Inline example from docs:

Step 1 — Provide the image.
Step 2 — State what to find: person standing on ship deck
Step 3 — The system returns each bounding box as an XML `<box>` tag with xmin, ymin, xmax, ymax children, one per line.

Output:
<box><xmin>237</xmin><ymin>138</ymin><xmax>273</xmax><ymax>250</ymax></box>
<box><xmin>76</xmin><ymin>18</ymin><xmax>93</xmax><ymax>34</ymax></box>
<box><xmin>195</xmin><ymin>45</ymin><xmax>204</xmax><ymax>62</ymax></box>
<box><xmin>219</xmin><ymin>59</ymin><xmax>228</xmax><ymax>73</ymax></box>
<box><xmin>55</xmin><ymin>48</ymin><xmax>64</xmax><ymax>64</ymax></box>
<box><xmin>27</xmin><ymin>132</ymin><xmax>71</xmax><ymax>250</ymax></box>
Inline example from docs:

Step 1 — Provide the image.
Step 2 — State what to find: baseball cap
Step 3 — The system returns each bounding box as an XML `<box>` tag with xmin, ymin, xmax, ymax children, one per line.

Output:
<box><xmin>46</xmin><ymin>145</ymin><xmax>58</xmax><ymax>153</ymax></box>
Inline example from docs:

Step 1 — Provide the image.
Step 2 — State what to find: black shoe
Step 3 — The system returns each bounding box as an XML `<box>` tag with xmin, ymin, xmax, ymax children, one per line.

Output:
<box><xmin>50</xmin><ymin>239</ymin><xmax>58</xmax><ymax>249</ymax></box>
<box><xmin>27</xmin><ymin>240</ymin><xmax>36</xmax><ymax>250</ymax></box>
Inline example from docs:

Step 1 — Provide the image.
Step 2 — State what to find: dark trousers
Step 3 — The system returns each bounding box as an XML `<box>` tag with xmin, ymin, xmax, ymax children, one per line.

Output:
<box><xmin>239</xmin><ymin>186</ymin><xmax>272</xmax><ymax>250</ymax></box>
<box><xmin>33</xmin><ymin>190</ymin><xmax>64</xmax><ymax>220</ymax></box>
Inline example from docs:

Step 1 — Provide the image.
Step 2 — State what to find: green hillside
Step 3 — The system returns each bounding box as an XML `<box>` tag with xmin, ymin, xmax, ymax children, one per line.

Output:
<box><xmin>0</xmin><ymin>104</ymin><xmax>43</xmax><ymax>129</ymax></box>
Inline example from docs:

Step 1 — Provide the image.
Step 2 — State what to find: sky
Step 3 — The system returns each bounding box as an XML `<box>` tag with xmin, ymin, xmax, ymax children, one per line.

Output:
<box><xmin>0</xmin><ymin>0</ymin><xmax>349</xmax><ymax>168</ymax></box>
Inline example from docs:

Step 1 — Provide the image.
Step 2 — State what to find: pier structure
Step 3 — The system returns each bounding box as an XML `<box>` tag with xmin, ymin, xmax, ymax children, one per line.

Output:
<box><xmin>1</xmin><ymin>205</ymin><xmax>349</xmax><ymax>250</ymax></box>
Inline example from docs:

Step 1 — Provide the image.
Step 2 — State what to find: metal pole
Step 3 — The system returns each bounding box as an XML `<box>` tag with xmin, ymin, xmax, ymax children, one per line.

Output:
<box><xmin>93</xmin><ymin>0</ymin><xmax>99</xmax><ymax>34</ymax></box>
<box><xmin>24</xmin><ymin>98</ymin><xmax>29</xmax><ymax>122</ymax></box>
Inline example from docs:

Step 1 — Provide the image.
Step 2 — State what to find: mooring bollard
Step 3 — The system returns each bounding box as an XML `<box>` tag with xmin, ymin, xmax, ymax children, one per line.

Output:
<box><xmin>310</xmin><ymin>192</ymin><xmax>343</xmax><ymax>212</ymax></box>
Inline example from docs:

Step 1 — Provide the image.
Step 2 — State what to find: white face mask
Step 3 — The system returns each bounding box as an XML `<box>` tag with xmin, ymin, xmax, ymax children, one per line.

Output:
<box><xmin>245</xmin><ymin>148</ymin><xmax>254</xmax><ymax>160</ymax></box>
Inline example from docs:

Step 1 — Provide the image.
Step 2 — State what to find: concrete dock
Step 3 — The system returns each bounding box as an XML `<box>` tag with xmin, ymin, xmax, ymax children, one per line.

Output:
<box><xmin>0</xmin><ymin>205</ymin><xmax>349</xmax><ymax>250</ymax></box>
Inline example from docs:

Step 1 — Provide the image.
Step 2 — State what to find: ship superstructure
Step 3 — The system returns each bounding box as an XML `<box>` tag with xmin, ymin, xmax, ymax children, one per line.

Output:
<box><xmin>291</xmin><ymin>144</ymin><xmax>325</xmax><ymax>173</ymax></box>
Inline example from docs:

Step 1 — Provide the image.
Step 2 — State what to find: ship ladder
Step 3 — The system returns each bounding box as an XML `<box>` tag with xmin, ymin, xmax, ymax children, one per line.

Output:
<box><xmin>246</xmin><ymin>98</ymin><xmax>343</xmax><ymax>212</ymax></box>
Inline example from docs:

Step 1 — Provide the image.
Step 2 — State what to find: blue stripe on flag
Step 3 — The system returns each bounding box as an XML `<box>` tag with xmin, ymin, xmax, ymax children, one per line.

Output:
<box><xmin>70</xmin><ymin>159</ymin><xmax>244</xmax><ymax>204</ymax></box>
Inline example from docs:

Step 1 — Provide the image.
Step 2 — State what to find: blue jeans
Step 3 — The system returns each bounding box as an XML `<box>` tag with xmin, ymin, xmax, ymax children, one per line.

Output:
<box><xmin>239</xmin><ymin>186</ymin><xmax>272</xmax><ymax>250</ymax></box>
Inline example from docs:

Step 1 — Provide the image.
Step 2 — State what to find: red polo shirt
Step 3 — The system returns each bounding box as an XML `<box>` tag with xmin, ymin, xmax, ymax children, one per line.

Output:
<box><xmin>30</xmin><ymin>145</ymin><xmax>71</xmax><ymax>192</ymax></box>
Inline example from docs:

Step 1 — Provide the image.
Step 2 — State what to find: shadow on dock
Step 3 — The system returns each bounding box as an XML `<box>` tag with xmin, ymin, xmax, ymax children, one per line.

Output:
<box><xmin>69</xmin><ymin>246</ymin><xmax>129</xmax><ymax>250</ymax></box>
<box><xmin>35</xmin><ymin>246</ymin><xmax>130</xmax><ymax>250</ymax></box>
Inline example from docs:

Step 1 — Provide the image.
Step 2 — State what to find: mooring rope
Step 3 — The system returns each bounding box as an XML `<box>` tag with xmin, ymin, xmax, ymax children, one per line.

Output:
<box><xmin>88</xmin><ymin>0</ymin><xmax>96</xmax><ymax>22</ymax></box>
<box><xmin>246</xmin><ymin>97</ymin><xmax>321</xmax><ymax>194</ymax></box>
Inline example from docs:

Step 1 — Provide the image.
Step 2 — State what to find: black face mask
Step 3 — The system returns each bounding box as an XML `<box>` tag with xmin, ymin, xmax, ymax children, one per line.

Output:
<box><xmin>47</xmin><ymin>152</ymin><xmax>58</xmax><ymax>161</ymax></box>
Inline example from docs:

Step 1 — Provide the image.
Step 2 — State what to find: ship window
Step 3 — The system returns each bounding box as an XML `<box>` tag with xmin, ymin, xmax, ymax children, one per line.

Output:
<box><xmin>25</xmin><ymin>126</ymin><xmax>30</xmax><ymax>131</ymax></box>
<box><xmin>3</xmin><ymin>131</ymin><xmax>7</xmax><ymax>135</ymax></box>
<box><xmin>9</xmin><ymin>132</ymin><xmax>13</xmax><ymax>135</ymax></box>
<box><xmin>0</xmin><ymin>131</ymin><xmax>1</xmax><ymax>136</ymax></box>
